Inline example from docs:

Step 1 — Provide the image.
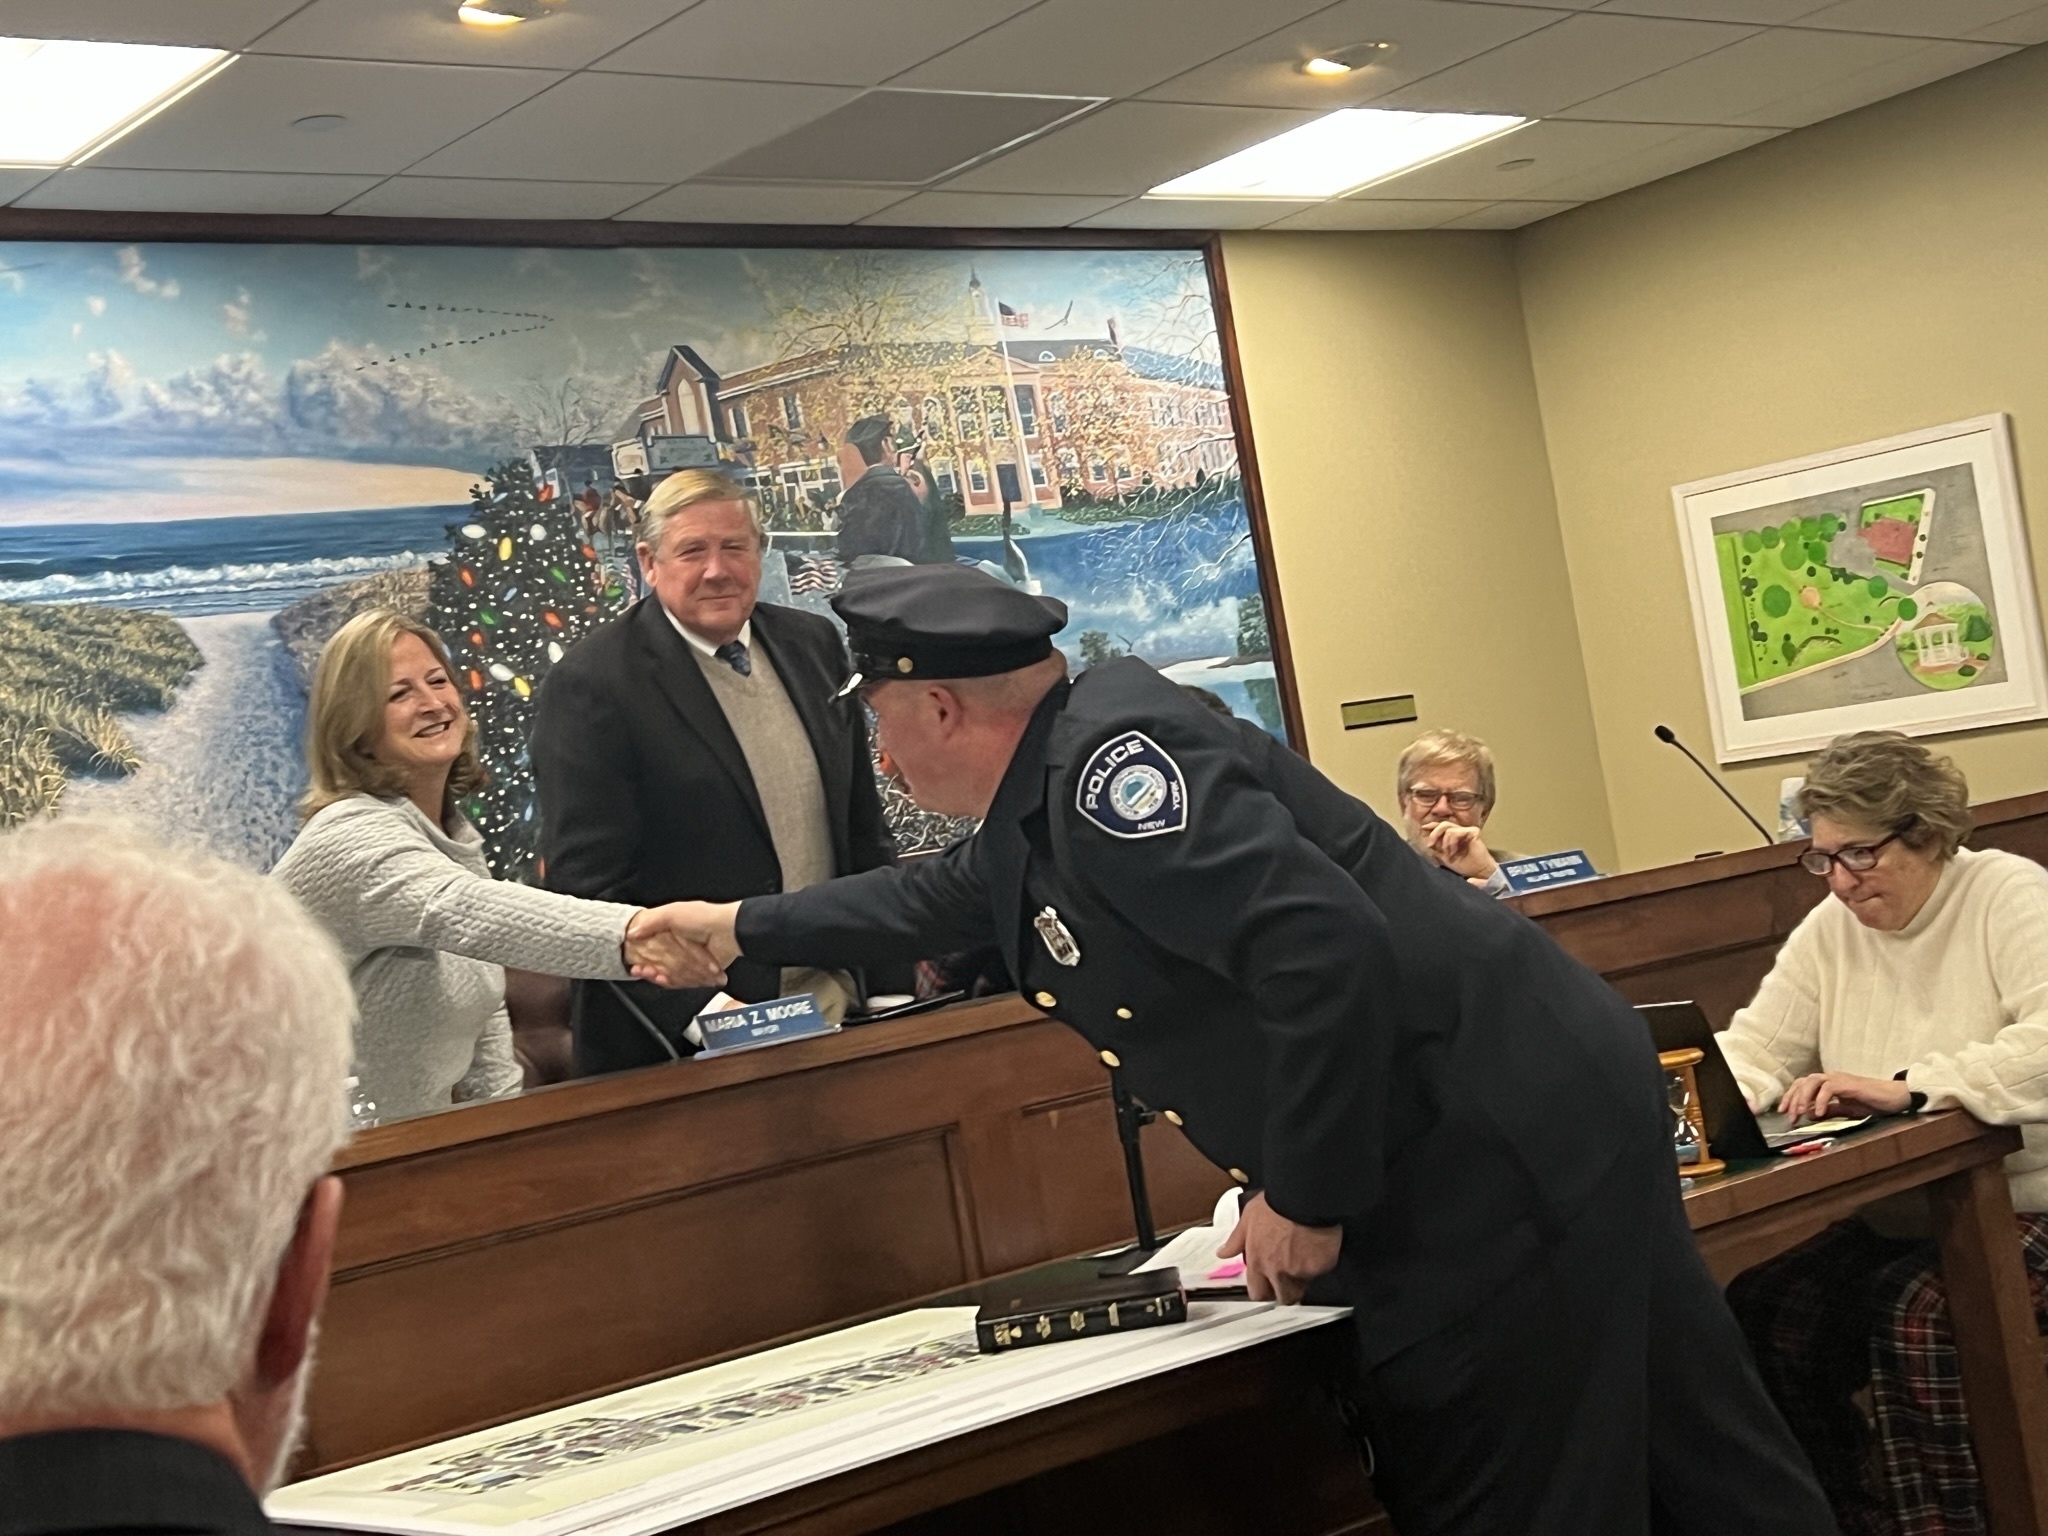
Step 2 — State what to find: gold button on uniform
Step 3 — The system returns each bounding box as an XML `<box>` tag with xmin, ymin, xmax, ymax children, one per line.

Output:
<box><xmin>1099</xmin><ymin>1049</ymin><xmax>1121</xmax><ymax>1068</ymax></box>
<box><xmin>1162</xmin><ymin>1110</ymin><xmax>1183</xmax><ymax>1127</ymax></box>
<box><xmin>1033</xmin><ymin>990</ymin><xmax>1057</xmax><ymax>1009</ymax></box>
<box><xmin>1115</xmin><ymin>1007</ymin><xmax>1133</xmax><ymax>1020</ymax></box>
<box><xmin>1228</xmin><ymin>1167</ymin><xmax>1249</xmax><ymax>1183</ymax></box>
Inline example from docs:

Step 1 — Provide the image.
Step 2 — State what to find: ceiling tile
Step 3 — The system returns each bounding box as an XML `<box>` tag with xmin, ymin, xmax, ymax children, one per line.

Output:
<box><xmin>248</xmin><ymin>0</ymin><xmax>698</xmax><ymax>71</ymax></box>
<box><xmin>1966</xmin><ymin>4</ymin><xmax>2048</xmax><ymax>41</ymax></box>
<box><xmin>408</xmin><ymin>72</ymin><xmax>855</xmax><ymax>183</ymax></box>
<box><xmin>0</xmin><ymin>168</ymin><xmax>56</xmax><ymax>204</ymax></box>
<box><xmin>0</xmin><ymin>0</ymin><xmax>305</xmax><ymax>47</ymax></box>
<box><xmin>1789</xmin><ymin>0</ymin><xmax>2046</xmax><ymax>36</ymax></box>
<box><xmin>1514</xmin><ymin>122</ymin><xmax>1779</xmax><ymax>196</ymax></box>
<box><xmin>334</xmin><ymin>175</ymin><xmax>667</xmax><ymax>219</ymax></box>
<box><xmin>1073</xmin><ymin>197</ymin><xmax>1318</xmax><ymax>230</ymax></box>
<box><xmin>1140</xmin><ymin>0</ymin><xmax>1566</xmax><ymax>110</ymax></box>
<box><xmin>88</xmin><ymin>56</ymin><xmax>560</xmax><ymax>175</ymax></box>
<box><xmin>941</xmin><ymin>101</ymin><xmax>1321</xmax><ymax>196</ymax></box>
<box><xmin>891</xmin><ymin>0</ymin><xmax>1335</xmax><ymax>99</ymax></box>
<box><xmin>1436</xmin><ymin>199</ymin><xmax>1581</xmax><ymax>227</ymax></box>
<box><xmin>1372</xmin><ymin>11</ymin><xmax>1761</xmax><ymax>115</ymax></box>
<box><xmin>14</xmin><ymin>167</ymin><xmax>383</xmax><ymax>213</ymax></box>
<box><xmin>1723</xmin><ymin>36</ymin><xmax>2015</xmax><ymax>126</ymax></box>
<box><xmin>858</xmin><ymin>190</ymin><xmax>1128</xmax><ymax>226</ymax></box>
<box><xmin>1353</xmin><ymin>118</ymin><xmax>1677</xmax><ymax>198</ymax></box>
<box><xmin>1264</xmin><ymin>197</ymin><xmax>1500</xmax><ymax>229</ymax></box>
<box><xmin>592</xmin><ymin>0</ymin><xmax>1040</xmax><ymax>86</ymax></box>
<box><xmin>699</xmin><ymin>91</ymin><xmax>1095</xmax><ymax>186</ymax></box>
<box><xmin>614</xmin><ymin>181</ymin><xmax>909</xmax><ymax>223</ymax></box>
<box><xmin>1591</xmin><ymin>0</ymin><xmax>1833</xmax><ymax>19</ymax></box>
<box><xmin>1559</xmin><ymin>28</ymin><xmax>2010</xmax><ymax>125</ymax></box>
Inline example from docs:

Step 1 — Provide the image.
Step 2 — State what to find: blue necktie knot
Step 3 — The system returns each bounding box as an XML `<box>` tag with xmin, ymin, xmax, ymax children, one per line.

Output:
<box><xmin>715</xmin><ymin>640</ymin><xmax>751</xmax><ymax>677</ymax></box>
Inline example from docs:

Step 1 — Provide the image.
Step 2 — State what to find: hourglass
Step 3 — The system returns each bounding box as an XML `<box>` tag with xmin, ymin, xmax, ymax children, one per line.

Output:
<box><xmin>1658</xmin><ymin>1046</ymin><xmax>1725</xmax><ymax>1180</ymax></box>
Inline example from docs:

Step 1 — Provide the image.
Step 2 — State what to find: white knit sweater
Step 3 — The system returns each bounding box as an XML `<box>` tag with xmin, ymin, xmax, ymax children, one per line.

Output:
<box><xmin>1719</xmin><ymin>847</ymin><xmax>2048</xmax><ymax>1212</ymax></box>
<box><xmin>271</xmin><ymin>795</ymin><xmax>638</xmax><ymax>1123</ymax></box>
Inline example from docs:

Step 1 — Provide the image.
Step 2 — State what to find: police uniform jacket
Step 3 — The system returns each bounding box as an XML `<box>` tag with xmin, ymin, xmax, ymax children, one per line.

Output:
<box><xmin>738</xmin><ymin>658</ymin><xmax>1665</xmax><ymax>1362</ymax></box>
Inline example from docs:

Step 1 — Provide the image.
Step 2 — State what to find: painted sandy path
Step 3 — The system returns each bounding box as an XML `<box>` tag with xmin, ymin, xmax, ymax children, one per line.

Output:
<box><xmin>65</xmin><ymin>611</ymin><xmax>307</xmax><ymax>871</ymax></box>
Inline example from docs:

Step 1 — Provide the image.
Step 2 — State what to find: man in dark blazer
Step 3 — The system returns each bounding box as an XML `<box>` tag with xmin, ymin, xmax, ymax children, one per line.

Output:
<box><xmin>656</xmin><ymin>565</ymin><xmax>1838</xmax><ymax>1536</ymax></box>
<box><xmin>531</xmin><ymin>468</ymin><xmax>897</xmax><ymax>1075</ymax></box>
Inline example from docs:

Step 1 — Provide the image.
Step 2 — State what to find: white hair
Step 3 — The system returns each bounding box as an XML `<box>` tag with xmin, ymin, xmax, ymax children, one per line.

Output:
<box><xmin>0</xmin><ymin>818</ymin><xmax>356</xmax><ymax>1417</ymax></box>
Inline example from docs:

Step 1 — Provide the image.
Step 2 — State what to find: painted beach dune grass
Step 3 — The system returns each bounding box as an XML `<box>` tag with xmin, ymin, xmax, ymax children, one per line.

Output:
<box><xmin>0</xmin><ymin>601</ymin><xmax>202</xmax><ymax>826</ymax></box>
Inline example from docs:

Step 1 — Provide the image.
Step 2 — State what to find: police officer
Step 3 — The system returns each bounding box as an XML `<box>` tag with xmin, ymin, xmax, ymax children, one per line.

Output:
<box><xmin>663</xmin><ymin>564</ymin><xmax>1837</xmax><ymax>1536</ymax></box>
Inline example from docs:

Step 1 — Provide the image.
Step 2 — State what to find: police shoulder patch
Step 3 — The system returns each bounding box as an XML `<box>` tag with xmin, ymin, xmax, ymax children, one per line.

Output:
<box><xmin>1076</xmin><ymin>729</ymin><xmax>1188</xmax><ymax>840</ymax></box>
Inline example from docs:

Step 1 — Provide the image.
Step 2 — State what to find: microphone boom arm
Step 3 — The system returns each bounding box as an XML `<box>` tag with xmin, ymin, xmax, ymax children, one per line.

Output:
<box><xmin>1654</xmin><ymin>725</ymin><xmax>1774</xmax><ymax>846</ymax></box>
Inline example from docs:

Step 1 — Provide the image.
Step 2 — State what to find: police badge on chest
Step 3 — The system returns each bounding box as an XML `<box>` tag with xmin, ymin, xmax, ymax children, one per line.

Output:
<box><xmin>1035</xmin><ymin>906</ymin><xmax>1080</xmax><ymax>966</ymax></box>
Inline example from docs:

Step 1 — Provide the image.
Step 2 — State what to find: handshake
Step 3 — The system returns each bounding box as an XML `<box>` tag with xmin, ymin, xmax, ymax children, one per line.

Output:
<box><xmin>621</xmin><ymin>901</ymin><xmax>743</xmax><ymax>989</ymax></box>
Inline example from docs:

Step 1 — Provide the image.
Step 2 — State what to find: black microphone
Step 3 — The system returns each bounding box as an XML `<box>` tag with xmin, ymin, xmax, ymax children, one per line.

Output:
<box><xmin>1653</xmin><ymin>724</ymin><xmax>1774</xmax><ymax>847</ymax></box>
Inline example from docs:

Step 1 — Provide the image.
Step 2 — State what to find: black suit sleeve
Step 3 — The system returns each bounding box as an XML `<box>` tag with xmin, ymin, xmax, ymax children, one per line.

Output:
<box><xmin>736</xmin><ymin>834</ymin><xmax>996</xmax><ymax>967</ymax></box>
<box><xmin>1063</xmin><ymin>717</ymin><xmax>1402</xmax><ymax>1229</ymax></box>
<box><xmin>531</xmin><ymin>661</ymin><xmax>640</xmax><ymax>902</ymax></box>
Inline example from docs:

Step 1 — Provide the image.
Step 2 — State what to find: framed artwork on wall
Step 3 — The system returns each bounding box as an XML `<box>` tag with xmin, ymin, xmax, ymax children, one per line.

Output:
<box><xmin>0</xmin><ymin>224</ymin><xmax>1296</xmax><ymax>880</ymax></box>
<box><xmin>1673</xmin><ymin>413</ymin><xmax>2048</xmax><ymax>764</ymax></box>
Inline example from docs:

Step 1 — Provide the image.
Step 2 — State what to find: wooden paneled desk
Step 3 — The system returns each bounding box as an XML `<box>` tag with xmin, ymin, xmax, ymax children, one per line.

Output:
<box><xmin>1684</xmin><ymin>1114</ymin><xmax>2048</xmax><ymax>1536</ymax></box>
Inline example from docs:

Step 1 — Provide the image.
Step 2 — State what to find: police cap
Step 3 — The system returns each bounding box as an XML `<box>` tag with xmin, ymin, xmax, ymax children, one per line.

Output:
<box><xmin>830</xmin><ymin>564</ymin><xmax>1067</xmax><ymax>691</ymax></box>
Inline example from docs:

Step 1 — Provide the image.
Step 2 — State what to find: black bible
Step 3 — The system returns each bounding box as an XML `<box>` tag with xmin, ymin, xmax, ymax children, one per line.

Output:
<box><xmin>974</xmin><ymin>1268</ymin><xmax>1188</xmax><ymax>1353</ymax></box>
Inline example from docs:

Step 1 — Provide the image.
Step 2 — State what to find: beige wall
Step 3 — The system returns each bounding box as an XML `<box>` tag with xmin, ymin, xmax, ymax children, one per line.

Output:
<box><xmin>1517</xmin><ymin>44</ymin><xmax>2048</xmax><ymax>870</ymax></box>
<box><xmin>1220</xmin><ymin>231</ymin><xmax>1618</xmax><ymax>871</ymax></box>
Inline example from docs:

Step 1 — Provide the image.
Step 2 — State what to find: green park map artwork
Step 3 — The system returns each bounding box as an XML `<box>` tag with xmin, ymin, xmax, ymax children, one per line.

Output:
<box><xmin>1715</xmin><ymin>487</ymin><xmax>1998</xmax><ymax>699</ymax></box>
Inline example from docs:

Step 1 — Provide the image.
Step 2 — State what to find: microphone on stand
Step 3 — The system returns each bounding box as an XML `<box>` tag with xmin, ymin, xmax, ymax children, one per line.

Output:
<box><xmin>1653</xmin><ymin>724</ymin><xmax>1774</xmax><ymax>847</ymax></box>
<box><xmin>1097</xmin><ymin>1067</ymin><xmax>1160</xmax><ymax>1277</ymax></box>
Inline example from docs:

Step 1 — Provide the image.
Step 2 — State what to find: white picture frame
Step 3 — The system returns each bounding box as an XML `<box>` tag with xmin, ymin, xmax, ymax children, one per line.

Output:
<box><xmin>1673</xmin><ymin>414</ymin><xmax>2048</xmax><ymax>763</ymax></box>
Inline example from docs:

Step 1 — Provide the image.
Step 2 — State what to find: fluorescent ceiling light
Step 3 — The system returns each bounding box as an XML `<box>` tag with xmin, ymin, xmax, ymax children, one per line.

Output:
<box><xmin>0</xmin><ymin>38</ymin><xmax>229</xmax><ymax>166</ymax></box>
<box><xmin>1149</xmin><ymin>108</ymin><xmax>1527</xmax><ymax>200</ymax></box>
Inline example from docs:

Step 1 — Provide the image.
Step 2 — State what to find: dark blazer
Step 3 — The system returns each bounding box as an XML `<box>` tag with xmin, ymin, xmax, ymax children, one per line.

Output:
<box><xmin>532</xmin><ymin>597</ymin><xmax>896</xmax><ymax>1074</ymax></box>
<box><xmin>834</xmin><ymin>465</ymin><xmax>927</xmax><ymax>563</ymax></box>
<box><xmin>736</xmin><ymin>657</ymin><xmax>1663</xmax><ymax>1365</ymax></box>
<box><xmin>0</xmin><ymin>1429</ymin><xmax>272</xmax><ymax>1536</ymax></box>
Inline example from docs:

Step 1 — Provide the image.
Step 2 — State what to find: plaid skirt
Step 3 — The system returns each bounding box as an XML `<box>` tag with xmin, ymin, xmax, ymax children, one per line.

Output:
<box><xmin>1725</xmin><ymin>1211</ymin><xmax>2048</xmax><ymax>1536</ymax></box>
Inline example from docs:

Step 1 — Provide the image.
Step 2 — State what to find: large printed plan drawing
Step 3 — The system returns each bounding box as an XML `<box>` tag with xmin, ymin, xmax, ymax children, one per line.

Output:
<box><xmin>266</xmin><ymin>1301</ymin><xmax>1348</xmax><ymax>1536</ymax></box>
<box><xmin>1714</xmin><ymin>476</ymin><xmax>2000</xmax><ymax>708</ymax></box>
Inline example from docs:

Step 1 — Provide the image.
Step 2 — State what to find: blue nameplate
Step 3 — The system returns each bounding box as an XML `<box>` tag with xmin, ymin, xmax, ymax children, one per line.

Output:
<box><xmin>693</xmin><ymin>993</ymin><xmax>835</xmax><ymax>1059</ymax></box>
<box><xmin>1499</xmin><ymin>850</ymin><xmax>1601</xmax><ymax>895</ymax></box>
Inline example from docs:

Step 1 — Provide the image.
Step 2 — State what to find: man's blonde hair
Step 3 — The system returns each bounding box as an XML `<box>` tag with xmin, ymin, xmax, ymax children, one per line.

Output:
<box><xmin>637</xmin><ymin>467</ymin><xmax>764</xmax><ymax>553</ymax></box>
<box><xmin>302</xmin><ymin>608</ymin><xmax>479</xmax><ymax>820</ymax></box>
<box><xmin>0</xmin><ymin>818</ymin><xmax>354</xmax><ymax>1415</ymax></box>
<box><xmin>1396</xmin><ymin>728</ymin><xmax>1497</xmax><ymax>812</ymax></box>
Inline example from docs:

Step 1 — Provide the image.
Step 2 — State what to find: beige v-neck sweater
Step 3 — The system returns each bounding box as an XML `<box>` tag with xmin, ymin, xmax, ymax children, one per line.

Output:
<box><xmin>1718</xmin><ymin>847</ymin><xmax>2048</xmax><ymax>1211</ymax></box>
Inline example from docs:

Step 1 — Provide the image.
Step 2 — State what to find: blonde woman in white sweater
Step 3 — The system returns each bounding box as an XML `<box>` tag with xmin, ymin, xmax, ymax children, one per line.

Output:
<box><xmin>272</xmin><ymin>610</ymin><xmax>721</xmax><ymax>1123</ymax></box>
<box><xmin>1718</xmin><ymin>732</ymin><xmax>2048</xmax><ymax>1536</ymax></box>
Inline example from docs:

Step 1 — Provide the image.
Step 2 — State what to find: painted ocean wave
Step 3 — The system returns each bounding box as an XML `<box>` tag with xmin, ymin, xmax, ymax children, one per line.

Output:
<box><xmin>0</xmin><ymin>549</ymin><xmax>435</xmax><ymax>616</ymax></box>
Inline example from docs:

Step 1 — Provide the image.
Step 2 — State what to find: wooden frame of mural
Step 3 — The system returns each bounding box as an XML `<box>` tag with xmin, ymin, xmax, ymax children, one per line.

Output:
<box><xmin>0</xmin><ymin>211</ymin><xmax>1301</xmax><ymax>886</ymax></box>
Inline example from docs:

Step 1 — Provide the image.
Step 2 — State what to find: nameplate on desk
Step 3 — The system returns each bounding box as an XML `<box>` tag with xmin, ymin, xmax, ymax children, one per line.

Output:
<box><xmin>694</xmin><ymin>992</ymin><xmax>834</xmax><ymax>1058</ymax></box>
<box><xmin>1500</xmin><ymin>850</ymin><xmax>1601</xmax><ymax>895</ymax></box>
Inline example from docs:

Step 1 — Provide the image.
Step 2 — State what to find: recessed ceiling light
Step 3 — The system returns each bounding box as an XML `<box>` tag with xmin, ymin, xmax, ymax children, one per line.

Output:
<box><xmin>456</xmin><ymin>0</ymin><xmax>558</xmax><ymax>25</ymax></box>
<box><xmin>1299</xmin><ymin>42</ymin><xmax>1394</xmax><ymax>77</ymax></box>
<box><xmin>0</xmin><ymin>38</ymin><xmax>230</xmax><ymax>166</ymax></box>
<box><xmin>1149</xmin><ymin>108</ymin><xmax>1528</xmax><ymax>200</ymax></box>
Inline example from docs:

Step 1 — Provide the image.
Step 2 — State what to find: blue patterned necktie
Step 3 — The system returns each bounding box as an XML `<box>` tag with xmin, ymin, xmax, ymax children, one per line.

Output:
<box><xmin>714</xmin><ymin>640</ymin><xmax>751</xmax><ymax>677</ymax></box>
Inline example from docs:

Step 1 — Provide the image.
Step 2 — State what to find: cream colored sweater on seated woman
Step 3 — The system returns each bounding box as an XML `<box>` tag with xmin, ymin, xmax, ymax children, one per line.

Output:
<box><xmin>272</xmin><ymin>794</ymin><xmax>639</xmax><ymax>1124</ymax></box>
<box><xmin>1718</xmin><ymin>846</ymin><xmax>2048</xmax><ymax>1212</ymax></box>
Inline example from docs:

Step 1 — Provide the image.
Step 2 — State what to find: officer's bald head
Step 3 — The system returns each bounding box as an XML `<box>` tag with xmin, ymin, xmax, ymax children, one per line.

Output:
<box><xmin>864</xmin><ymin>651</ymin><xmax>1069</xmax><ymax>818</ymax></box>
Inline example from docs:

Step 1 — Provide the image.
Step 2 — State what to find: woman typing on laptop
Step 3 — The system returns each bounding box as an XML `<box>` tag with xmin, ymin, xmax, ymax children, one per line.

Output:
<box><xmin>1715</xmin><ymin>731</ymin><xmax>2048</xmax><ymax>1536</ymax></box>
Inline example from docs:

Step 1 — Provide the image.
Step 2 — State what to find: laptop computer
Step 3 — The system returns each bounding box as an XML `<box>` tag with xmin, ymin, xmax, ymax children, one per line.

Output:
<box><xmin>1636</xmin><ymin>1001</ymin><xmax>1868</xmax><ymax>1159</ymax></box>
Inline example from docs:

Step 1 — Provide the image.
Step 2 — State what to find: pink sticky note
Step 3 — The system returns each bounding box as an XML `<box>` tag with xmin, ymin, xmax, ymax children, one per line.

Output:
<box><xmin>1206</xmin><ymin>1258</ymin><xmax>1247</xmax><ymax>1281</ymax></box>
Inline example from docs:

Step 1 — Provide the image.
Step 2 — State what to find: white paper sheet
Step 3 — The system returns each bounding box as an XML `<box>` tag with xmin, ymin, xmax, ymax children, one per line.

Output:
<box><xmin>269</xmin><ymin>1299</ymin><xmax>1348</xmax><ymax>1536</ymax></box>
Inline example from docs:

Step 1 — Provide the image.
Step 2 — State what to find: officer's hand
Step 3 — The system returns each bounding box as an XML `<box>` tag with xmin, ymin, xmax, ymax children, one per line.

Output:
<box><xmin>1217</xmin><ymin>1193</ymin><xmax>1342</xmax><ymax>1306</ymax></box>
<box><xmin>628</xmin><ymin>900</ymin><xmax>743</xmax><ymax>979</ymax></box>
<box><xmin>1424</xmin><ymin>822</ymin><xmax>1499</xmax><ymax>880</ymax></box>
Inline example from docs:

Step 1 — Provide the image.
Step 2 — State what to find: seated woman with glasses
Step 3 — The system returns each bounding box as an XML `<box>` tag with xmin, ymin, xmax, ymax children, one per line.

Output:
<box><xmin>1394</xmin><ymin>729</ymin><xmax>1517</xmax><ymax>898</ymax></box>
<box><xmin>1716</xmin><ymin>730</ymin><xmax>2048</xmax><ymax>1536</ymax></box>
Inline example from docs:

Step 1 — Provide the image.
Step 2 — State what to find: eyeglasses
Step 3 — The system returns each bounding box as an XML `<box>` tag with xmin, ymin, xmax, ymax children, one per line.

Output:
<box><xmin>1799</xmin><ymin>831</ymin><xmax>1900</xmax><ymax>877</ymax></box>
<box><xmin>1405</xmin><ymin>786</ymin><xmax>1482</xmax><ymax>812</ymax></box>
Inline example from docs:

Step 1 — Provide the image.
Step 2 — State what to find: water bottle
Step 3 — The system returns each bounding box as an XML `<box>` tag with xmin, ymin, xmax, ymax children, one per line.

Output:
<box><xmin>345</xmin><ymin>1074</ymin><xmax>381</xmax><ymax>1134</ymax></box>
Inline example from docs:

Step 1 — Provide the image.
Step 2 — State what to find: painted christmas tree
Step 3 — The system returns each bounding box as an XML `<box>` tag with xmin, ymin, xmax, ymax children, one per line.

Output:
<box><xmin>429</xmin><ymin>459</ymin><xmax>628</xmax><ymax>880</ymax></box>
